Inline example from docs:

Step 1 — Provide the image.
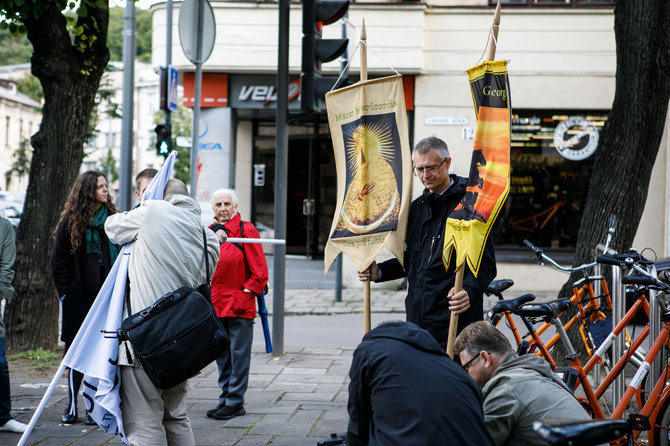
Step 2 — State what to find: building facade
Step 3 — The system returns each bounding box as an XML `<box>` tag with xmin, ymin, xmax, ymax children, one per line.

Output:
<box><xmin>149</xmin><ymin>0</ymin><xmax>669</xmax><ymax>289</ymax></box>
<box><xmin>0</xmin><ymin>67</ymin><xmax>41</xmax><ymax>193</ymax></box>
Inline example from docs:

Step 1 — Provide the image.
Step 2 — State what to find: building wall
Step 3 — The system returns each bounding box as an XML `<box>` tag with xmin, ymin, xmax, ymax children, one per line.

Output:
<box><xmin>83</xmin><ymin>62</ymin><xmax>165</xmax><ymax>199</ymax></box>
<box><xmin>149</xmin><ymin>2</ymin><xmax>669</xmax><ymax>288</ymax></box>
<box><xmin>0</xmin><ymin>78</ymin><xmax>41</xmax><ymax>192</ymax></box>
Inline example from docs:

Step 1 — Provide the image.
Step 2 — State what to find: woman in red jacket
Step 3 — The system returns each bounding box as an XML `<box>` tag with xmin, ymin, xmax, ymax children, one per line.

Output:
<box><xmin>206</xmin><ymin>188</ymin><xmax>268</xmax><ymax>420</ymax></box>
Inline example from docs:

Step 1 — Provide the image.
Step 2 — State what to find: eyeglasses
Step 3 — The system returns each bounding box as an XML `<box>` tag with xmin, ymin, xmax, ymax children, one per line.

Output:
<box><xmin>413</xmin><ymin>157</ymin><xmax>447</xmax><ymax>176</ymax></box>
<box><xmin>461</xmin><ymin>353</ymin><xmax>481</xmax><ymax>372</ymax></box>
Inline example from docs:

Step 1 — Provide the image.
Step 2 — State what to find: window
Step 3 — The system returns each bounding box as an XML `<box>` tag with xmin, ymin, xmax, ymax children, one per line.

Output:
<box><xmin>492</xmin><ymin>0</ymin><xmax>614</xmax><ymax>6</ymax></box>
<box><xmin>495</xmin><ymin>109</ymin><xmax>608</xmax><ymax>251</ymax></box>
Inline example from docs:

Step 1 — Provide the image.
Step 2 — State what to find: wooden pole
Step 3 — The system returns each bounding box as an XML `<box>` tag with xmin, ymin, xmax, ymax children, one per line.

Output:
<box><xmin>360</xmin><ymin>20</ymin><xmax>368</xmax><ymax>82</ymax></box>
<box><xmin>446</xmin><ymin>0</ymin><xmax>502</xmax><ymax>359</ymax></box>
<box><xmin>446</xmin><ymin>264</ymin><xmax>465</xmax><ymax>357</ymax></box>
<box><xmin>360</xmin><ymin>19</ymin><xmax>371</xmax><ymax>334</ymax></box>
<box><xmin>486</xmin><ymin>0</ymin><xmax>502</xmax><ymax>62</ymax></box>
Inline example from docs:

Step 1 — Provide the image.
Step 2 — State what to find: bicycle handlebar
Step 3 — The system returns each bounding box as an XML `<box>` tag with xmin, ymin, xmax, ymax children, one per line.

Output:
<box><xmin>596</xmin><ymin>251</ymin><xmax>653</xmax><ymax>267</ymax></box>
<box><xmin>523</xmin><ymin>239</ymin><xmax>596</xmax><ymax>273</ymax></box>
<box><xmin>621</xmin><ymin>274</ymin><xmax>670</xmax><ymax>291</ymax></box>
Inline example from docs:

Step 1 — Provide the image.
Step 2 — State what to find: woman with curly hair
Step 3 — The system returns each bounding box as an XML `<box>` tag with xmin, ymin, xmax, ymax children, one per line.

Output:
<box><xmin>50</xmin><ymin>171</ymin><xmax>119</xmax><ymax>425</ymax></box>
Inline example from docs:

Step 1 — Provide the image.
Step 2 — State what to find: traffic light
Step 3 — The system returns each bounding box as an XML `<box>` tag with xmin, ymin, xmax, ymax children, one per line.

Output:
<box><xmin>301</xmin><ymin>0</ymin><xmax>349</xmax><ymax>112</ymax></box>
<box><xmin>154</xmin><ymin>124</ymin><xmax>172</xmax><ymax>156</ymax></box>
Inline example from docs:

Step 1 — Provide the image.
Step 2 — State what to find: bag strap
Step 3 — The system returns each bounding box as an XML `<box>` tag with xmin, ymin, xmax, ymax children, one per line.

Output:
<box><xmin>231</xmin><ymin>220</ymin><xmax>245</xmax><ymax>255</ymax></box>
<box><xmin>125</xmin><ymin>274</ymin><xmax>132</xmax><ymax>316</ymax></box>
<box><xmin>202</xmin><ymin>227</ymin><xmax>210</xmax><ymax>284</ymax></box>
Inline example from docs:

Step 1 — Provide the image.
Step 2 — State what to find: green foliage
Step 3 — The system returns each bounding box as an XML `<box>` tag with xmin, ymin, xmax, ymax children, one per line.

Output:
<box><xmin>9</xmin><ymin>348</ymin><xmax>59</xmax><ymax>370</ymax></box>
<box><xmin>5</xmin><ymin>138</ymin><xmax>31</xmax><ymax>181</ymax></box>
<box><xmin>100</xmin><ymin>147</ymin><xmax>118</xmax><ymax>182</ymax></box>
<box><xmin>107</xmin><ymin>7</ymin><xmax>152</xmax><ymax>63</ymax></box>
<box><xmin>16</xmin><ymin>73</ymin><xmax>43</xmax><ymax>102</ymax></box>
<box><xmin>0</xmin><ymin>28</ymin><xmax>31</xmax><ymax>64</ymax></box>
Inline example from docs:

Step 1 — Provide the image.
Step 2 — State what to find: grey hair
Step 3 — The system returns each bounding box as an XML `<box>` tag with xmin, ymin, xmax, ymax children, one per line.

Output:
<box><xmin>413</xmin><ymin>136</ymin><xmax>450</xmax><ymax>160</ymax></box>
<box><xmin>211</xmin><ymin>188</ymin><xmax>238</xmax><ymax>206</ymax></box>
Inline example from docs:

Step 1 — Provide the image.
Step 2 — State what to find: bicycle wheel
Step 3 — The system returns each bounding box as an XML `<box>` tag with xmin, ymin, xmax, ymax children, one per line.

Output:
<box><xmin>654</xmin><ymin>396</ymin><xmax>670</xmax><ymax>446</ymax></box>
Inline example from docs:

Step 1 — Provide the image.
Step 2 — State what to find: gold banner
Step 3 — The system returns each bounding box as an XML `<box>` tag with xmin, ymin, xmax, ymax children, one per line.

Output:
<box><xmin>443</xmin><ymin>60</ymin><xmax>511</xmax><ymax>276</ymax></box>
<box><xmin>324</xmin><ymin>75</ymin><xmax>412</xmax><ymax>275</ymax></box>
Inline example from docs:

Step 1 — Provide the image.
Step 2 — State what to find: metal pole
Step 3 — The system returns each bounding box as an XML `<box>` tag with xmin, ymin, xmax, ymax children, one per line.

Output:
<box><xmin>333</xmin><ymin>12</ymin><xmax>348</xmax><ymax>303</ymax></box>
<box><xmin>612</xmin><ymin>264</ymin><xmax>625</xmax><ymax>407</ymax></box>
<box><xmin>119</xmin><ymin>0</ymin><xmax>136</xmax><ymax>211</ymax></box>
<box><xmin>273</xmin><ymin>0</ymin><xmax>289</xmax><ymax>356</ymax></box>
<box><xmin>648</xmin><ymin>263</ymin><xmax>660</xmax><ymax>395</ymax></box>
<box><xmin>165</xmin><ymin>0</ymin><xmax>173</xmax><ymax>128</ymax></box>
<box><xmin>189</xmin><ymin>0</ymin><xmax>205</xmax><ymax>199</ymax></box>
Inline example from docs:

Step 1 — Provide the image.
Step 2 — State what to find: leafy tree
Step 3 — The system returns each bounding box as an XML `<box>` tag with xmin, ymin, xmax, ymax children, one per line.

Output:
<box><xmin>16</xmin><ymin>72</ymin><xmax>43</xmax><ymax>102</ymax></box>
<box><xmin>99</xmin><ymin>147</ymin><xmax>118</xmax><ymax>183</ymax></box>
<box><xmin>0</xmin><ymin>0</ymin><xmax>110</xmax><ymax>351</ymax></box>
<box><xmin>107</xmin><ymin>6</ymin><xmax>152</xmax><ymax>63</ymax></box>
<box><xmin>4</xmin><ymin>138</ymin><xmax>32</xmax><ymax>189</ymax></box>
<box><xmin>556</xmin><ymin>2</ymin><xmax>670</xmax><ymax>357</ymax></box>
<box><xmin>0</xmin><ymin>28</ymin><xmax>32</xmax><ymax>65</ymax></box>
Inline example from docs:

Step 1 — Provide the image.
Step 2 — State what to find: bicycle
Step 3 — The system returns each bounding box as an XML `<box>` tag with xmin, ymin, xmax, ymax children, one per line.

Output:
<box><xmin>511</xmin><ymin>253</ymin><xmax>670</xmax><ymax>445</ymax></box>
<box><xmin>488</xmin><ymin>216</ymin><xmax>618</xmax><ymax>364</ymax></box>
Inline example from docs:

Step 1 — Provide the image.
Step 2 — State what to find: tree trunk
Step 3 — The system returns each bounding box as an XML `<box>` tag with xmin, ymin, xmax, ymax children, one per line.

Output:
<box><xmin>556</xmin><ymin>1</ymin><xmax>670</xmax><ymax>358</ymax></box>
<box><xmin>5</xmin><ymin>5</ymin><xmax>109</xmax><ymax>352</ymax></box>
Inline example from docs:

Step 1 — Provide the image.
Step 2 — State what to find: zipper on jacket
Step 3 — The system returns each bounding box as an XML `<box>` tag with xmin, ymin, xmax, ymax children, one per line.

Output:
<box><xmin>428</xmin><ymin>236</ymin><xmax>435</xmax><ymax>265</ymax></box>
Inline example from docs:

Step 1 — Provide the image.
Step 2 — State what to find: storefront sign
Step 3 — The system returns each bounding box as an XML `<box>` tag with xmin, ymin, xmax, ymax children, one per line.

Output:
<box><xmin>196</xmin><ymin>107</ymin><xmax>234</xmax><ymax>221</ymax></box>
<box><xmin>553</xmin><ymin>116</ymin><xmax>599</xmax><ymax>161</ymax></box>
<box><xmin>183</xmin><ymin>73</ymin><xmax>228</xmax><ymax>108</ymax></box>
<box><xmin>229</xmin><ymin>75</ymin><xmax>302</xmax><ymax>109</ymax></box>
<box><xmin>425</xmin><ymin>116</ymin><xmax>468</xmax><ymax>126</ymax></box>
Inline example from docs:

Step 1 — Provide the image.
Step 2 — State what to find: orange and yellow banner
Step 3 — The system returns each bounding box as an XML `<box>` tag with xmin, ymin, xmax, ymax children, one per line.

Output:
<box><xmin>323</xmin><ymin>75</ymin><xmax>412</xmax><ymax>275</ymax></box>
<box><xmin>443</xmin><ymin>60</ymin><xmax>511</xmax><ymax>276</ymax></box>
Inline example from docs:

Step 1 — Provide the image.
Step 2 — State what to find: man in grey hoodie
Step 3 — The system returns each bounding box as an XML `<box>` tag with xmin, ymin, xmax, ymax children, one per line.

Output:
<box><xmin>454</xmin><ymin>321</ymin><xmax>590</xmax><ymax>446</ymax></box>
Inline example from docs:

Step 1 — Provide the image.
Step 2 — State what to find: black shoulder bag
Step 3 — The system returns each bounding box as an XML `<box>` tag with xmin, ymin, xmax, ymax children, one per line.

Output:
<box><xmin>117</xmin><ymin>228</ymin><xmax>229</xmax><ymax>389</ymax></box>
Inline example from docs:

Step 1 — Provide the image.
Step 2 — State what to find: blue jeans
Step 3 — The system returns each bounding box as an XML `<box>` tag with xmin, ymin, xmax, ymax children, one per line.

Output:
<box><xmin>0</xmin><ymin>338</ymin><xmax>12</xmax><ymax>425</ymax></box>
<box><xmin>215</xmin><ymin>318</ymin><xmax>253</xmax><ymax>408</ymax></box>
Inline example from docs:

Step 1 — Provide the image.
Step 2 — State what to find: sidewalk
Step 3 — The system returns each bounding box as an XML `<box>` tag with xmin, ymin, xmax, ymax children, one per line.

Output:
<box><xmin>2</xmin><ymin>286</ymin><xmax>556</xmax><ymax>446</ymax></box>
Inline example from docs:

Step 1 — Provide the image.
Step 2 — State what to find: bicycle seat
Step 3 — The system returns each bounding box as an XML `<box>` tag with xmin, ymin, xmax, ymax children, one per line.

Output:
<box><xmin>517</xmin><ymin>302</ymin><xmax>555</xmax><ymax>319</ymax></box>
<box><xmin>549</xmin><ymin>298</ymin><xmax>572</xmax><ymax>314</ymax></box>
<box><xmin>486</xmin><ymin>279</ymin><xmax>514</xmax><ymax>296</ymax></box>
<box><xmin>533</xmin><ymin>418</ymin><xmax>628</xmax><ymax>445</ymax></box>
<box><xmin>488</xmin><ymin>294</ymin><xmax>535</xmax><ymax>316</ymax></box>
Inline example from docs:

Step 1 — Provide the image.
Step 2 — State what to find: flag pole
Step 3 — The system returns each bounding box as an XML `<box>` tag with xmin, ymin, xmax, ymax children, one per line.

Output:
<box><xmin>446</xmin><ymin>0</ymin><xmax>501</xmax><ymax>359</ymax></box>
<box><xmin>359</xmin><ymin>20</ymin><xmax>371</xmax><ymax>334</ymax></box>
<box><xmin>486</xmin><ymin>0</ymin><xmax>502</xmax><ymax>62</ymax></box>
<box><xmin>17</xmin><ymin>363</ymin><xmax>67</xmax><ymax>446</ymax></box>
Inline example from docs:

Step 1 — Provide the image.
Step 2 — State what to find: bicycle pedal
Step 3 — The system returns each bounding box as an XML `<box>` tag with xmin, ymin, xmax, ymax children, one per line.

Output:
<box><xmin>628</xmin><ymin>413</ymin><xmax>651</xmax><ymax>431</ymax></box>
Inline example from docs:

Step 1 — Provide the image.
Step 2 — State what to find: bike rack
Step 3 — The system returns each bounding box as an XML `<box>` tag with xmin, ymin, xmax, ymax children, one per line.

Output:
<box><xmin>611</xmin><ymin>262</ymin><xmax>625</xmax><ymax>408</ymax></box>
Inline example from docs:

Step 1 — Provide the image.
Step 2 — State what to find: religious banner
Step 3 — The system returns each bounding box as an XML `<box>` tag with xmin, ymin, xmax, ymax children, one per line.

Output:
<box><xmin>442</xmin><ymin>60</ymin><xmax>511</xmax><ymax>276</ymax></box>
<box><xmin>323</xmin><ymin>75</ymin><xmax>412</xmax><ymax>274</ymax></box>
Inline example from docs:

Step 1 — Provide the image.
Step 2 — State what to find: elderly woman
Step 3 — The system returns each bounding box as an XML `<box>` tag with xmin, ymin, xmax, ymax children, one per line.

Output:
<box><xmin>207</xmin><ymin>188</ymin><xmax>268</xmax><ymax>420</ymax></box>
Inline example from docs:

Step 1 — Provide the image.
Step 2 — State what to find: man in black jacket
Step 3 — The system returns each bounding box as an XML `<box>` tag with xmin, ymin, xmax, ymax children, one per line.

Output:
<box><xmin>358</xmin><ymin>136</ymin><xmax>496</xmax><ymax>349</ymax></box>
<box><xmin>347</xmin><ymin>321</ymin><xmax>494</xmax><ymax>446</ymax></box>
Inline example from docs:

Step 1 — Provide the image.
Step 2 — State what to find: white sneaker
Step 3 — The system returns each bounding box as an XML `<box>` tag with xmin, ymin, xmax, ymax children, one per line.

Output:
<box><xmin>0</xmin><ymin>419</ymin><xmax>28</xmax><ymax>433</ymax></box>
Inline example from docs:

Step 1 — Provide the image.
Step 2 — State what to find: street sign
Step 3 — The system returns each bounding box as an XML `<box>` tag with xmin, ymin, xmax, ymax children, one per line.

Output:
<box><xmin>178</xmin><ymin>0</ymin><xmax>216</xmax><ymax>64</ymax></box>
<box><xmin>168</xmin><ymin>66</ymin><xmax>179</xmax><ymax>112</ymax></box>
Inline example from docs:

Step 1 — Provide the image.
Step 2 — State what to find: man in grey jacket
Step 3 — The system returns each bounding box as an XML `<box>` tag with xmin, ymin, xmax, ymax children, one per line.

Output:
<box><xmin>0</xmin><ymin>217</ymin><xmax>27</xmax><ymax>433</ymax></box>
<box><xmin>454</xmin><ymin>321</ymin><xmax>590</xmax><ymax>446</ymax></box>
<box><xmin>105</xmin><ymin>179</ymin><xmax>220</xmax><ymax>446</ymax></box>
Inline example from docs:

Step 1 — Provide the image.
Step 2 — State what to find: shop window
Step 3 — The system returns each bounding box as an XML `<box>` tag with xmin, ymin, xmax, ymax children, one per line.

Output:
<box><xmin>492</xmin><ymin>0</ymin><xmax>614</xmax><ymax>6</ymax></box>
<box><xmin>495</xmin><ymin>109</ymin><xmax>607</xmax><ymax>251</ymax></box>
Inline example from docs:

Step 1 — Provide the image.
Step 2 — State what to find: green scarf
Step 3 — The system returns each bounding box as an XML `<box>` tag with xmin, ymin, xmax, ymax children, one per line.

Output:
<box><xmin>85</xmin><ymin>206</ymin><xmax>119</xmax><ymax>265</ymax></box>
